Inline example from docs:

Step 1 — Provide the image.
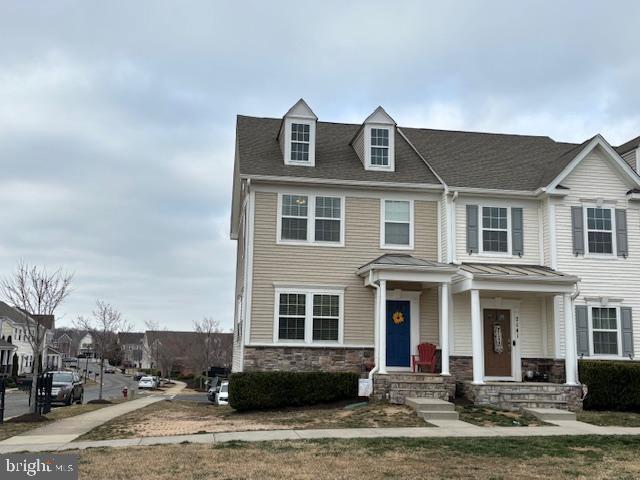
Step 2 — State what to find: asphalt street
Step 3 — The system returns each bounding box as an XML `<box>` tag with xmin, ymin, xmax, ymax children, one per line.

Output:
<box><xmin>2</xmin><ymin>362</ymin><xmax>140</xmax><ymax>419</ymax></box>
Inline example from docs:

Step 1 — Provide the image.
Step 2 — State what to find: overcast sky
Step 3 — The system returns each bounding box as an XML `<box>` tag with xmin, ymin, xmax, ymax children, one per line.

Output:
<box><xmin>1</xmin><ymin>1</ymin><xmax>638</xmax><ymax>332</ymax></box>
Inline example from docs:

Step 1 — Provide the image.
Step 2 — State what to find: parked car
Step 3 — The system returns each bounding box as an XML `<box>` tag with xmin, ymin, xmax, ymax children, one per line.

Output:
<box><xmin>133</xmin><ymin>372</ymin><xmax>145</xmax><ymax>381</ymax></box>
<box><xmin>215</xmin><ymin>381</ymin><xmax>229</xmax><ymax>406</ymax></box>
<box><xmin>138</xmin><ymin>376</ymin><xmax>157</xmax><ymax>389</ymax></box>
<box><xmin>50</xmin><ymin>371</ymin><xmax>84</xmax><ymax>406</ymax></box>
<box><xmin>104</xmin><ymin>367</ymin><xmax>116</xmax><ymax>374</ymax></box>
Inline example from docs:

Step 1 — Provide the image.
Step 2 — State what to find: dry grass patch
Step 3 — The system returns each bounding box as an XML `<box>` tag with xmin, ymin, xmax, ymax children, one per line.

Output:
<box><xmin>578</xmin><ymin>410</ymin><xmax>640</xmax><ymax>427</ymax></box>
<box><xmin>78</xmin><ymin>400</ymin><xmax>427</xmax><ymax>440</ymax></box>
<box><xmin>456</xmin><ymin>404</ymin><xmax>552</xmax><ymax>427</ymax></box>
<box><xmin>0</xmin><ymin>403</ymin><xmax>112</xmax><ymax>441</ymax></box>
<box><xmin>74</xmin><ymin>435</ymin><xmax>640</xmax><ymax>479</ymax></box>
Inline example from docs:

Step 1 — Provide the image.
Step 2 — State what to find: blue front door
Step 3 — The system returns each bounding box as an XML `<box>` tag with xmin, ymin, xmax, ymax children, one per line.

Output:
<box><xmin>386</xmin><ymin>300</ymin><xmax>411</xmax><ymax>367</ymax></box>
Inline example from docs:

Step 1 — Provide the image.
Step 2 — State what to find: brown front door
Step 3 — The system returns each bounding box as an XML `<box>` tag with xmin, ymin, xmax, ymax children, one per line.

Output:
<box><xmin>483</xmin><ymin>309</ymin><xmax>512</xmax><ymax>377</ymax></box>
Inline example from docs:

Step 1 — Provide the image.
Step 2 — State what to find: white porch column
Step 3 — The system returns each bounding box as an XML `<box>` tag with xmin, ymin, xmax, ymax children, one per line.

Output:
<box><xmin>470</xmin><ymin>289</ymin><xmax>484</xmax><ymax>384</ymax></box>
<box><xmin>378</xmin><ymin>280</ymin><xmax>387</xmax><ymax>374</ymax></box>
<box><xmin>563</xmin><ymin>293</ymin><xmax>579</xmax><ymax>385</ymax></box>
<box><xmin>439</xmin><ymin>283</ymin><xmax>450</xmax><ymax>376</ymax></box>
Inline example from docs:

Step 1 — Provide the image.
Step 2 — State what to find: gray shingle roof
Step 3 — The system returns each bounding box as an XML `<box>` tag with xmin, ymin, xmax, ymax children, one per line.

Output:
<box><xmin>237</xmin><ymin>115</ymin><xmax>586</xmax><ymax>191</ymax></box>
<box><xmin>118</xmin><ymin>332</ymin><xmax>144</xmax><ymax>345</ymax></box>
<box><xmin>400</xmin><ymin>127</ymin><xmax>580</xmax><ymax>190</ymax></box>
<box><xmin>0</xmin><ymin>338</ymin><xmax>15</xmax><ymax>349</ymax></box>
<box><xmin>616</xmin><ymin>135</ymin><xmax>640</xmax><ymax>156</ymax></box>
<box><xmin>236</xmin><ymin>116</ymin><xmax>441</xmax><ymax>185</ymax></box>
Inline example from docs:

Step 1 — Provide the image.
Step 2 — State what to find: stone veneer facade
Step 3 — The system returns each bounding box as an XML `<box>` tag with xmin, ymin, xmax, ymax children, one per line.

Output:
<box><xmin>243</xmin><ymin>346</ymin><xmax>373</xmax><ymax>372</ymax></box>
<box><xmin>462</xmin><ymin>381</ymin><xmax>583</xmax><ymax>411</ymax></box>
<box><xmin>449</xmin><ymin>356</ymin><xmax>567</xmax><ymax>384</ymax></box>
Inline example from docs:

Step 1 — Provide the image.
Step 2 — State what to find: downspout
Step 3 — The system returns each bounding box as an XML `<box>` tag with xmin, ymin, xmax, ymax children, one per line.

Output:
<box><xmin>449</xmin><ymin>191</ymin><xmax>459</xmax><ymax>264</ymax></box>
<box><xmin>367</xmin><ymin>270</ymin><xmax>380</xmax><ymax>388</ymax></box>
<box><xmin>571</xmin><ymin>280</ymin><xmax>581</xmax><ymax>384</ymax></box>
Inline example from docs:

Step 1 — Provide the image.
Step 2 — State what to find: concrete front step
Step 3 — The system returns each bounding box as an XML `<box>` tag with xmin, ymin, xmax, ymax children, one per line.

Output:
<box><xmin>522</xmin><ymin>407</ymin><xmax>577</xmax><ymax>422</ymax></box>
<box><xmin>405</xmin><ymin>398</ymin><xmax>455</xmax><ymax>412</ymax></box>
<box><xmin>405</xmin><ymin>397</ymin><xmax>459</xmax><ymax>421</ymax></box>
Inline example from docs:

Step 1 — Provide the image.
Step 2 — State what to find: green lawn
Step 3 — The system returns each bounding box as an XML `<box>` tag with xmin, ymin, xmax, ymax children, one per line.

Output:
<box><xmin>75</xmin><ymin>435</ymin><xmax>640</xmax><ymax>479</ymax></box>
<box><xmin>578</xmin><ymin>410</ymin><xmax>640</xmax><ymax>427</ymax></box>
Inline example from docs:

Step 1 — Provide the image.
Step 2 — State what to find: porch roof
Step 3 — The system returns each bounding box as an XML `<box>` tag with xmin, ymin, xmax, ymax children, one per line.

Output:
<box><xmin>453</xmin><ymin>262</ymin><xmax>579</xmax><ymax>294</ymax></box>
<box><xmin>0</xmin><ymin>338</ymin><xmax>16</xmax><ymax>350</ymax></box>
<box><xmin>358</xmin><ymin>254</ymin><xmax>458</xmax><ymax>284</ymax></box>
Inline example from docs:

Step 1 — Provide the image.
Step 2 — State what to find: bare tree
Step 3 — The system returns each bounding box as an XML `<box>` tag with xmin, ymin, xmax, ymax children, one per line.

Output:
<box><xmin>1</xmin><ymin>261</ymin><xmax>73</xmax><ymax>413</ymax></box>
<box><xmin>191</xmin><ymin>317</ymin><xmax>223</xmax><ymax>388</ymax></box>
<box><xmin>76</xmin><ymin>300</ymin><xmax>129</xmax><ymax>400</ymax></box>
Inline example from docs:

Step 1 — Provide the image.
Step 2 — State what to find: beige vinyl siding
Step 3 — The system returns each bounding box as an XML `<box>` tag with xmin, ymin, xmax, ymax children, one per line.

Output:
<box><xmin>542</xmin><ymin>198</ymin><xmax>551</xmax><ymax>267</ymax></box>
<box><xmin>455</xmin><ymin>199</ymin><xmax>541</xmax><ymax>265</ymax></box>
<box><xmin>419</xmin><ymin>287</ymin><xmax>439</xmax><ymax>345</ymax></box>
<box><xmin>555</xmin><ymin>146</ymin><xmax>640</xmax><ymax>357</ymax></box>
<box><xmin>250</xmin><ymin>191</ymin><xmax>439</xmax><ymax>344</ymax></box>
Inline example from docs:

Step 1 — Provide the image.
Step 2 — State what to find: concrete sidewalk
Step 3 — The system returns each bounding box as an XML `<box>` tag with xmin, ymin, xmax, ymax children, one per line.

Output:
<box><xmin>0</xmin><ymin>381</ymin><xmax>186</xmax><ymax>451</ymax></box>
<box><xmin>1</xmin><ymin>416</ymin><xmax>639</xmax><ymax>453</ymax></box>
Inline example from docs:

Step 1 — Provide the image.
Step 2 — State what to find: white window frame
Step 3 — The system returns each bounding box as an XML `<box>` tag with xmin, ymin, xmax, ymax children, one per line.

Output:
<box><xmin>273</xmin><ymin>287</ymin><xmax>344</xmax><ymax>345</ymax></box>
<box><xmin>365</xmin><ymin>124</ymin><xmax>395</xmax><ymax>172</ymax></box>
<box><xmin>283</xmin><ymin>119</ymin><xmax>316</xmax><ymax>167</ymax></box>
<box><xmin>583</xmin><ymin>205</ymin><xmax>617</xmax><ymax>257</ymax></box>
<box><xmin>478</xmin><ymin>205</ymin><xmax>512</xmax><ymax>256</ymax></box>
<box><xmin>587</xmin><ymin>304</ymin><xmax>623</xmax><ymax>358</ymax></box>
<box><xmin>277</xmin><ymin>193</ymin><xmax>345</xmax><ymax>247</ymax></box>
<box><xmin>380</xmin><ymin>198</ymin><xmax>414</xmax><ymax>250</ymax></box>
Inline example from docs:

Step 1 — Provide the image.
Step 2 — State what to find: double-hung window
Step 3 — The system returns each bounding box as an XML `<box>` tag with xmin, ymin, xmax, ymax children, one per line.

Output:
<box><xmin>370</xmin><ymin>128</ymin><xmax>389</xmax><ymax>166</ymax></box>
<box><xmin>279</xmin><ymin>194</ymin><xmax>343</xmax><ymax>245</ymax></box>
<box><xmin>481</xmin><ymin>207</ymin><xmax>509</xmax><ymax>253</ymax></box>
<box><xmin>382</xmin><ymin>200</ymin><xmax>413</xmax><ymax>248</ymax></box>
<box><xmin>591</xmin><ymin>307</ymin><xmax>619</xmax><ymax>355</ymax></box>
<box><xmin>586</xmin><ymin>207</ymin><xmax>613</xmax><ymax>254</ymax></box>
<box><xmin>290</xmin><ymin>123</ymin><xmax>310</xmax><ymax>162</ymax></box>
<box><xmin>275</xmin><ymin>289</ymin><xmax>343</xmax><ymax>344</ymax></box>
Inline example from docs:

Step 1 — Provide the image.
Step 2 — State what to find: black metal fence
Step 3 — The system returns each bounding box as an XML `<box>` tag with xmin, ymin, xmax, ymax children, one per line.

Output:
<box><xmin>27</xmin><ymin>372</ymin><xmax>53</xmax><ymax>415</ymax></box>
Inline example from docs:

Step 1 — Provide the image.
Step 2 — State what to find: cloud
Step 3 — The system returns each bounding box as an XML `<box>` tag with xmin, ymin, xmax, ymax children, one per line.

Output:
<box><xmin>0</xmin><ymin>1</ymin><xmax>638</xmax><ymax>330</ymax></box>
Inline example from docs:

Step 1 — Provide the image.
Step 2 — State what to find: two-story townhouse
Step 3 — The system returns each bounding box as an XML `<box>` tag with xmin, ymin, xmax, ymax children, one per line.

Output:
<box><xmin>230</xmin><ymin>99</ymin><xmax>640</xmax><ymax>411</ymax></box>
<box><xmin>117</xmin><ymin>332</ymin><xmax>144</xmax><ymax>368</ymax></box>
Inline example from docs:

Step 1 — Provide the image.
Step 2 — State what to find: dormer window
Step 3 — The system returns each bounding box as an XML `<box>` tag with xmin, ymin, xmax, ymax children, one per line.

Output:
<box><xmin>291</xmin><ymin>123</ymin><xmax>310</xmax><ymax>162</ymax></box>
<box><xmin>353</xmin><ymin>106</ymin><xmax>396</xmax><ymax>172</ymax></box>
<box><xmin>371</xmin><ymin>128</ymin><xmax>389</xmax><ymax>166</ymax></box>
<box><xmin>280</xmin><ymin>99</ymin><xmax>317</xmax><ymax>167</ymax></box>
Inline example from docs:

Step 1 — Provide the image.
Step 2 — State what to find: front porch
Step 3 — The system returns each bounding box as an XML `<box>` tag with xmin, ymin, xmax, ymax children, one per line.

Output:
<box><xmin>358</xmin><ymin>255</ymin><xmax>583</xmax><ymax>410</ymax></box>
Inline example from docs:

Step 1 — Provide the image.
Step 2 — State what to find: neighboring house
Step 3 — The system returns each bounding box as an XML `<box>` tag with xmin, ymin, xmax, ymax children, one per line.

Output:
<box><xmin>229</xmin><ymin>99</ymin><xmax>640</xmax><ymax>411</ymax></box>
<box><xmin>117</xmin><ymin>332</ymin><xmax>144</xmax><ymax>367</ymax></box>
<box><xmin>141</xmin><ymin>330</ymin><xmax>233</xmax><ymax>375</ymax></box>
<box><xmin>51</xmin><ymin>332</ymin><xmax>74</xmax><ymax>358</ymax></box>
<box><xmin>78</xmin><ymin>332</ymin><xmax>95</xmax><ymax>358</ymax></box>
<box><xmin>0</xmin><ymin>301</ymin><xmax>56</xmax><ymax>375</ymax></box>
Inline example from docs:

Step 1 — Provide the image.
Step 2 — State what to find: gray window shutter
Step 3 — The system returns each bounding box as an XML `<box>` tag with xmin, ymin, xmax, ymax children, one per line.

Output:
<box><xmin>621</xmin><ymin>307</ymin><xmax>634</xmax><ymax>358</ymax></box>
<box><xmin>466</xmin><ymin>205</ymin><xmax>479</xmax><ymax>254</ymax></box>
<box><xmin>571</xmin><ymin>206</ymin><xmax>584</xmax><ymax>256</ymax></box>
<box><xmin>616</xmin><ymin>209</ymin><xmax>628</xmax><ymax>258</ymax></box>
<box><xmin>511</xmin><ymin>207</ymin><xmax>524</xmax><ymax>257</ymax></box>
<box><xmin>575</xmin><ymin>305</ymin><xmax>589</xmax><ymax>356</ymax></box>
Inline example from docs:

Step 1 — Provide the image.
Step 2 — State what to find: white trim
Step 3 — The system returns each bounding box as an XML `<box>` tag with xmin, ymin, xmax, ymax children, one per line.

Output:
<box><xmin>385</xmin><ymin>289</ymin><xmax>421</xmax><ymax>371</ymax></box>
<box><xmin>380</xmin><ymin>198</ymin><xmax>414</xmax><ymax>250</ymax></box>
<box><xmin>480</xmin><ymin>298</ymin><xmax>522</xmax><ymax>381</ymax></box>
<box><xmin>365</xmin><ymin>124</ymin><xmax>395</xmax><ymax>172</ymax></box>
<box><xmin>276</xmin><ymin>193</ymin><xmax>346</xmax><ymax>247</ymax></box>
<box><xmin>436</xmin><ymin>198</ymin><xmax>442</xmax><ymax>263</ymax></box>
<box><xmin>636</xmin><ymin>149</ymin><xmax>640</xmax><ymax>173</ymax></box>
<box><xmin>243</xmin><ymin>188</ymin><xmax>255</xmax><ymax>353</ymax></box>
<box><xmin>546</xmin><ymin>135</ymin><xmax>640</xmax><ymax>192</ymax></box>
<box><xmin>582</xmin><ymin>204</ymin><xmax>617</xmax><ymax>258</ymax></box>
<box><xmin>548</xmin><ymin>199</ymin><xmax>558</xmax><ymax>270</ymax></box>
<box><xmin>254</xmin><ymin>183</ymin><xmax>442</xmax><ymax>201</ymax></box>
<box><xmin>272</xmin><ymin>286</ymin><xmax>345</xmax><ymax>345</ymax></box>
<box><xmin>241</xmin><ymin>174</ymin><xmax>444</xmax><ymax>191</ymax></box>
<box><xmin>585</xmin><ymin>303</ymin><xmax>624</xmax><ymax>358</ymax></box>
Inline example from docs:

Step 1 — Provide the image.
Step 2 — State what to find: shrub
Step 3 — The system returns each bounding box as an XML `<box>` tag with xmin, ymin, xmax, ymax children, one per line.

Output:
<box><xmin>579</xmin><ymin>360</ymin><xmax>640</xmax><ymax>411</ymax></box>
<box><xmin>229</xmin><ymin>371</ymin><xmax>359</xmax><ymax>411</ymax></box>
